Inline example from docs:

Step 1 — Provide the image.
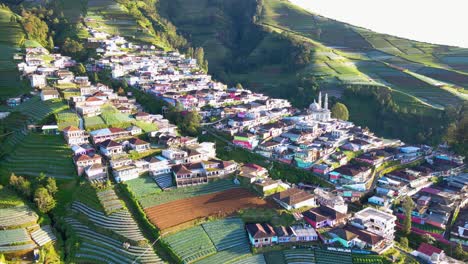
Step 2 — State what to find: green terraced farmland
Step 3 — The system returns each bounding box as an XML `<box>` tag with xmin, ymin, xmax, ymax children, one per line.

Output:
<box><xmin>202</xmin><ymin>218</ymin><xmax>249</xmax><ymax>251</ymax></box>
<box><xmin>65</xmin><ymin>218</ymin><xmax>163</xmax><ymax>264</ymax></box>
<box><xmin>138</xmin><ymin>179</ymin><xmax>238</xmax><ymax>208</ymax></box>
<box><xmin>56</xmin><ymin>110</ymin><xmax>81</xmax><ymax>130</ymax></box>
<box><xmin>0</xmin><ymin>8</ymin><xmax>27</xmax><ymax>100</ymax></box>
<box><xmin>163</xmin><ymin>225</ymin><xmax>217</xmax><ymax>263</ymax></box>
<box><xmin>126</xmin><ymin>176</ymin><xmax>162</xmax><ymax>199</ymax></box>
<box><xmin>0</xmin><ymin>134</ymin><xmax>76</xmax><ymax>179</ymax></box>
<box><xmin>0</xmin><ymin>228</ymin><xmax>32</xmax><ymax>246</ymax></box>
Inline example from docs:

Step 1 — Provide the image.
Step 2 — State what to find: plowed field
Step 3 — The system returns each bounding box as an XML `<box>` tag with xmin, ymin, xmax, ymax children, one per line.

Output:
<box><xmin>144</xmin><ymin>188</ymin><xmax>274</xmax><ymax>230</ymax></box>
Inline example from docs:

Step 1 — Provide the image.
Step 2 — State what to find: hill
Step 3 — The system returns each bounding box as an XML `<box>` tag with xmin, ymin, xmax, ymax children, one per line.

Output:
<box><xmin>157</xmin><ymin>0</ymin><xmax>468</xmax><ymax>144</ymax></box>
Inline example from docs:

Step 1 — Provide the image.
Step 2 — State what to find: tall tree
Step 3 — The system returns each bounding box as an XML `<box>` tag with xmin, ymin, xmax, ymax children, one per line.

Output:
<box><xmin>402</xmin><ymin>196</ymin><xmax>415</xmax><ymax>235</ymax></box>
<box><xmin>331</xmin><ymin>102</ymin><xmax>349</xmax><ymax>121</ymax></box>
<box><xmin>45</xmin><ymin>177</ymin><xmax>58</xmax><ymax>196</ymax></box>
<box><xmin>34</xmin><ymin>187</ymin><xmax>56</xmax><ymax>213</ymax></box>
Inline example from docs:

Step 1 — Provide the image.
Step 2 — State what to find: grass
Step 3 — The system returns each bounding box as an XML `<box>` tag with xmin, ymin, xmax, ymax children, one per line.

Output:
<box><xmin>238</xmin><ymin>208</ymin><xmax>295</xmax><ymax>227</ymax></box>
<box><xmin>0</xmin><ymin>133</ymin><xmax>77</xmax><ymax>179</ymax></box>
<box><xmin>84</xmin><ymin>115</ymin><xmax>106</xmax><ymax>130</ymax></box>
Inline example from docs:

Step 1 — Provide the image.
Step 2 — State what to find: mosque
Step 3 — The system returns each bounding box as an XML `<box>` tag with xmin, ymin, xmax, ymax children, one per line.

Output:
<box><xmin>308</xmin><ymin>92</ymin><xmax>331</xmax><ymax>122</ymax></box>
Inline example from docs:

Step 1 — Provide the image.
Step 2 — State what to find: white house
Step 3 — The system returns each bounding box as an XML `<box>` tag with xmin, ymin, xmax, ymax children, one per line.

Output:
<box><xmin>40</xmin><ymin>89</ymin><xmax>60</xmax><ymax>101</ymax></box>
<box><xmin>350</xmin><ymin>207</ymin><xmax>396</xmax><ymax>241</ymax></box>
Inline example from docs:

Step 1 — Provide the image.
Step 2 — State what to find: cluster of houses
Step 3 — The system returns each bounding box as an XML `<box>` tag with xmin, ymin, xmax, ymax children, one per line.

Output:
<box><xmin>10</xmin><ymin>25</ymin><xmax>467</xmax><ymax>261</ymax></box>
<box><xmin>246</xmin><ymin>206</ymin><xmax>396</xmax><ymax>254</ymax></box>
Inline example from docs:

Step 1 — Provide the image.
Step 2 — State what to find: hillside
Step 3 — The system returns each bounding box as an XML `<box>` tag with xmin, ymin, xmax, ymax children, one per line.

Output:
<box><xmin>157</xmin><ymin>0</ymin><xmax>468</xmax><ymax>144</ymax></box>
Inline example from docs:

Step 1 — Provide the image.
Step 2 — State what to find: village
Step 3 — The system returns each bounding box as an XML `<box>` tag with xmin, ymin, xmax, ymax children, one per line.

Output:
<box><xmin>3</xmin><ymin>24</ymin><xmax>467</xmax><ymax>264</ymax></box>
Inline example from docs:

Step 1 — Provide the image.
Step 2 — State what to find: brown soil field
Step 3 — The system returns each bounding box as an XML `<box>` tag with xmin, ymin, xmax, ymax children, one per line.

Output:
<box><xmin>144</xmin><ymin>188</ymin><xmax>274</xmax><ymax>230</ymax></box>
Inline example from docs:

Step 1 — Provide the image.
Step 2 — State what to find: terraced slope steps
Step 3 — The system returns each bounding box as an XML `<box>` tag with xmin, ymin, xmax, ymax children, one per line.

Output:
<box><xmin>1</xmin><ymin>134</ymin><xmax>76</xmax><ymax>179</ymax></box>
<box><xmin>65</xmin><ymin>218</ymin><xmax>163</xmax><ymax>264</ymax></box>
<box><xmin>71</xmin><ymin>201</ymin><xmax>145</xmax><ymax>242</ymax></box>
<box><xmin>0</xmin><ymin>228</ymin><xmax>32</xmax><ymax>245</ymax></box>
<box><xmin>232</xmin><ymin>254</ymin><xmax>267</xmax><ymax>264</ymax></box>
<box><xmin>283</xmin><ymin>249</ymin><xmax>315</xmax><ymax>264</ymax></box>
<box><xmin>194</xmin><ymin>244</ymin><xmax>252</xmax><ymax>264</ymax></box>
<box><xmin>163</xmin><ymin>226</ymin><xmax>217</xmax><ymax>264</ymax></box>
<box><xmin>314</xmin><ymin>248</ymin><xmax>352</xmax><ymax>264</ymax></box>
<box><xmin>31</xmin><ymin>225</ymin><xmax>57</xmax><ymax>246</ymax></box>
<box><xmin>202</xmin><ymin>218</ymin><xmax>249</xmax><ymax>251</ymax></box>
<box><xmin>96</xmin><ymin>189</ymin><xmax>124</xmax><ymax>214</ymax></box>
<box><xmin>0</xmin><ymin>205</ymin><xmax>39</xmax><ymax>228</ymax></box>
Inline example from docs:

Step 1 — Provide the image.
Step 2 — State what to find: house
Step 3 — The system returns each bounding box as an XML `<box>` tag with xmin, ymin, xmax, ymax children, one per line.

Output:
<box><xmin>292</xmin><ymin>225</ymin><xmax>318</xmax><ymax>242</ymax></box>
<box><xmin>31</xmin><ymin>74</ymin><xmax>47</xmax><ymax>88</ymax></box>
<box><xmin>172</xmin><ymin>163</ymin><xmax>206</xmax><ymax>186</ymax></box>
<box><xmin>139</xmin><ymin>155</ymin><xmax>167</xmax><ymax>174</ymax></box>
<box><xmin>233</xmin><ymin>132</ymin><xmax>259</xmax><ymax>150</ymax></box>
<box><xmin>330</xmin><ymin>164</ymin><xmax>372</xmax><ymax>184</ymax></box>
<box><xmin>203</xmin><ymin>159</ymin><xmax>237</xmax><ymax>179</ymax></box>
<box><xmin>368</xmin><ymin>195</ymin><xmax>390</xmax><ymax>207</ymax></box>
<box><xmin>73</xmin><ymin>154</ymin><xmax>102</xmax><ymax>176</ymax></box>
<box><xmin>325</xmin><ymin>227</ymin><xmax>359</xmax><ymax>247</ymax></box>
<box><xmin>314</xmin><ymin>188</ymin><xmax>348</xmax><ymax>214</ymax></box>
<box><xmin>312</xmin><ymin>164</ymin><xmax>332</xmax><ymax>176</ymax></box>
<box><xmin>274</xmin><ymin>226</ymin><xmax>296</xmax><ymax>243</ymax></box>
<box><xmin>85</xmin><ymin>164</ymin><xmax>107</xmax><ymax>180</ymax></box>
<box><xmin>63</xmin><ymin>126</ymin><xmax>88</xmax><ymax>145</ymax></box>
<box><xmin>413</xmin><ymin>243</ymin><xmax>445</xmax><ymax>264</ymax></box>
<box><xmin>128</xmin><ymin>138</ymin><xmax>151</xmax><ymax>152</ymax></box>
<box><xmin>98</xmin><ymin>140</ymin><xmax>123</xmax><ymax>157</ymax></box>
<box><xmin>90</xmin><ymin>127</ymin><xmax>132</xmax><ymax>143</ymax></box>
<box><xmin>238</xmin><ymin>163</ymin><xmax>269</xmax><ymax>183</ymax></box>
<box><xmin>343</xmin><ymin>225</ymin><xmax>386</xmax><ymax>252</ymax></box>
<box><xmin>40</xmin><ymin>89</ymin><xmax>60</xmax><ymax>101</ymax></box>
<box><xmin>350</xmin><ymin>207</ymin><xmax>396</xmax><ymax>241</ymax></box>
<box><xmin>303</xmin><ymin>205</ymin><xmax>347</xmax><ymax>228</ymax></box>
<box><xmin>245</xmin><ymin>223</ymin><xmax>277</xmax><ymax>247</ymax></box>
<box><xmin>113</xmin><ymin>165</ymin><xmax>140</xmax><ymax>182</ymax></box>
<box><xmin>126</xmin><ymin>125</ymin><xmax>142</xmax><ymax>135</ymax></box>
<box><xmin>272</xmin><ymin>188</ymin><xmax>316</xmax><ymax>210</ymax></box>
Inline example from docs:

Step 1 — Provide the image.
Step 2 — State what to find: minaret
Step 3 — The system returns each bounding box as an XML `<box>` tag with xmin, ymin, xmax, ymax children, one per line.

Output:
<box><xmin>324</xmin><ymin>93</ymin><xmax>328</xmax><ymax>110</ymax></box>
<box><xmin>318</xmin><ymin>91</ymin><xmax>322</xmax><ymax>109</ymax></box>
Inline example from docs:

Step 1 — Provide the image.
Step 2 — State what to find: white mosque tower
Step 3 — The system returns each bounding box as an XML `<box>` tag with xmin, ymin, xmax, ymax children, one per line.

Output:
<box><xmin>309</xmin><ymin>91</ymin><xmax>331</xmax><ymax>122</ymax></box>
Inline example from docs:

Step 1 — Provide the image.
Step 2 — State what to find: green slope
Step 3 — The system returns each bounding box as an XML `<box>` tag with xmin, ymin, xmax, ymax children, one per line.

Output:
<box><xmin>0</xmin><ymin>7</ymin><xmax>28</xmax><ymax>100</ymax></box>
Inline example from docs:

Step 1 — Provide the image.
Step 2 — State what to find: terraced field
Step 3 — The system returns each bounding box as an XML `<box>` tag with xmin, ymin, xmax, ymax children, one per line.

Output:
<box><xmin>163</xmin><ymin>226</ymin><xmax>217</xmax><ymax>263</ymax></box>
<box><xmin>96</xmin><ymin>189</ymin><xmax>125</xmax><ymax>214</ymax></box>
<box><xmin>31</xmin><ymin>225</ymin><xmax>57</xmax><ymax>246</ymax></box>
<box><xmin>1</xmin><ymin>134</ymin><xmax>76</xmax><ymax>179</ymax></box>
<box><xmin>0</xmin><ymin>205</ymin><xmax>38</xmax><ymax>228</ymax></box>
<box><xmin>202</xmin><ymin>218</ymin><xmax>249</xmax><ymax>251</ymax></box>
<box><xmin>145</xmin><ymin>188</ymin><xmax>273</xmax><ymax>230</ymax></box>
<box><xmin>126</xmin><ymin>176</ymin><xmax>162</xmax><ymax>199</ymax></box>
<box><xmin>65</xmin><ymin>218</ymin><xmax>163</xmax><ymax>264</ymax></box>
<box><xmin>72</xmin><ymin>201</ymin><xmax>145</xmax><ymax>242</ymax></box>
<box><xmin>0</xmin><ymin>8</ymin><xmax>27</xmax><ymax>100</ymax></box>
<box><xmin>138</xmin><ymin>179</ymin><xmax>238</xmax><ymax>208</ymax></box>
<box><xmin>56</xmin><ymin>110</ymin><xmax>81</xmax><ymax>130</ymax></box>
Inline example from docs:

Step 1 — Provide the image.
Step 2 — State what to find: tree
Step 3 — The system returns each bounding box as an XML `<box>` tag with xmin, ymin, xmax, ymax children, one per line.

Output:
<box><xmin>453</xmin><ymin>243</ymin><xmax>466</xmax><ymax>260</ymax></box>
<box><xmin>45</xmin><ymin>177</ymin><xmax>58</xmax><ymax>196</ymax></box>
<box><xmin>180</xmin><ymin>111</ymin><xmax>202</xmax><ymax>136</ymax></box>
<box><xmin>421</xmin><ymin>233</ymin><xmax>435</xmax><ymax>244</ymax></box>
<box><xmin>74</xmin><ymin>63</ymin><xmax>86</xmax><ymax>75</ymax></box>
<box><xmin>194</xmin><ymin>47</ymin><xmax>204</xmax><ymax>65</ymax></box>
<box><xmin>402</xmin><ymin>196</ymin><xmax>415</xmax><ymax>235</ymax></box>
<box><xmin>331</xmin><ymin>102</ymin><xmax>349</xmax><ymax>121</ymax></box>
<box><xmin>9</xmin><ymin>174</ymin><xmax>32</xmax><ymax>197</ymax></box>
<box><xmin>235</xmin><ymin>83</ymin><xmax>243</xmax><ymax>89</ymax></box>
<box><xmin>117</xmin><ymin>87</ymin><xmax>125</xmax><ymax>95</ymax></box>
<box><xmin>47</xmin><ymin>35</ymin><xmax>54</xmax><ymax>50</ymax></box>
<box><xmin>62</xmin><ymin>37</ymin><xmax>84</xmax><ymax>56</ymax></box>
<box><xmin>399</xmin><ymin>237</ymin><xmax>409</xmax><ymax>249</ymax></box>
<box><xmin>34</xmin><ymin>187</ymin><xmax>56</xmax><ymax>213</ymax></box>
